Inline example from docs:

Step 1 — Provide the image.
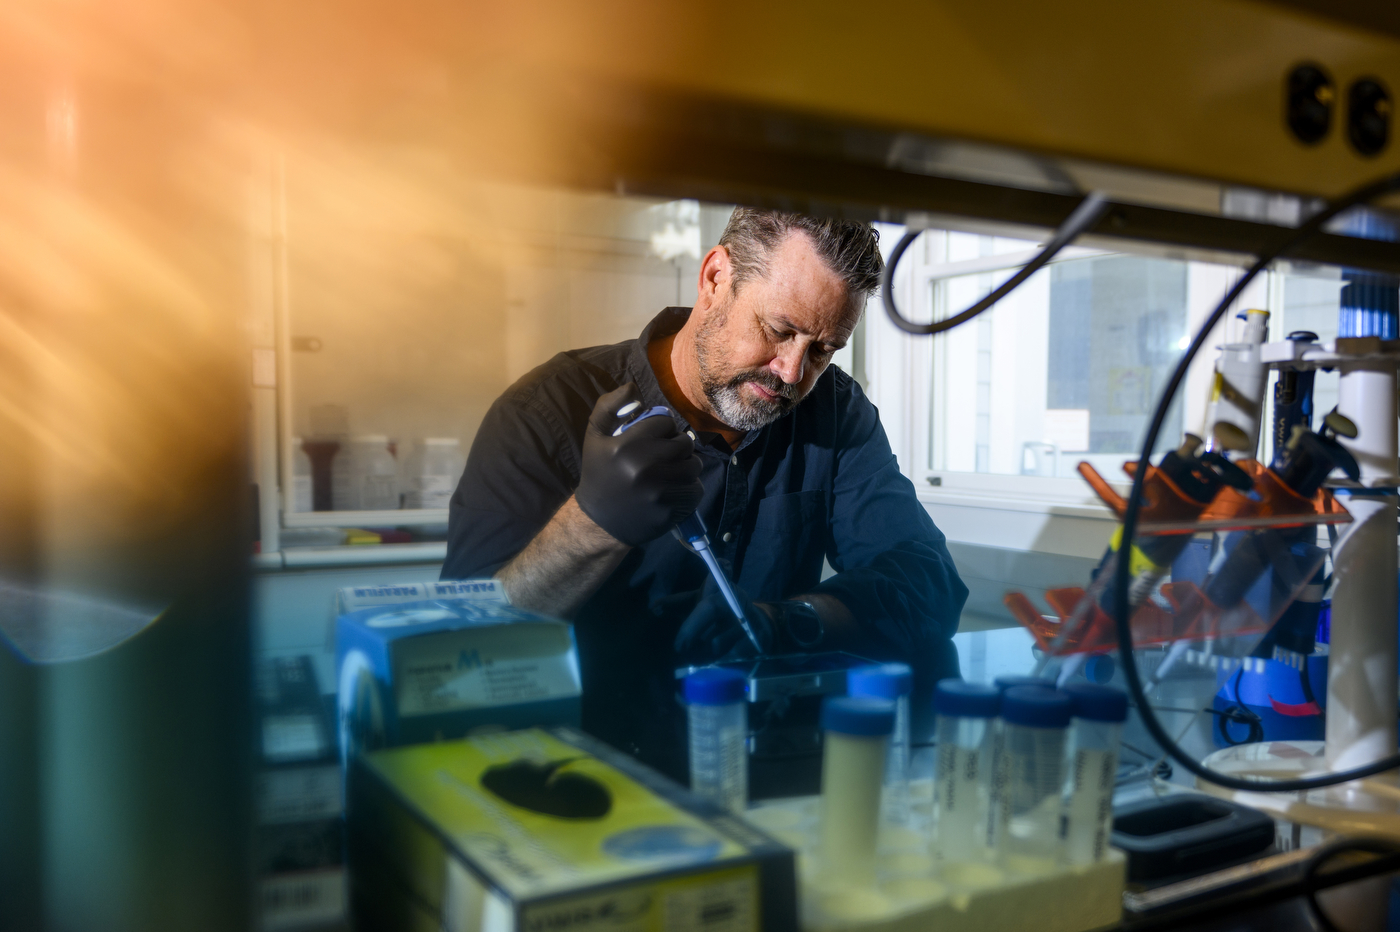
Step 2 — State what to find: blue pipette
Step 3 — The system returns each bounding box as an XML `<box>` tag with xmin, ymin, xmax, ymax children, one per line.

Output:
<box><xmin>612</xmin><ymin>402</ymin><xmax>763</xmax><ymax>653</ymax></box>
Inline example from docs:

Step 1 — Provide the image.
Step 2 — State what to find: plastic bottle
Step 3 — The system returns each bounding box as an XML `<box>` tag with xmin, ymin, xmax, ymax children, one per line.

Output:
<box><xmin>292</xmin><ymin>437</ymin><xmax>313</xmax><ymax>513</ymax></box>
<box><xmin>931</xmin><ymin>680</ymin><xmax>1000</xmax><ymax>863</ymax></box>
<box><xmin>847</xmin><ymin>663</ymin><xmax>913</xmax><ymax>821</ymax></box>
<box><xmin>1060</xmin><ymin>683</ymin><xmax>1127</xmax><ymax>864</ymax></box>
<box><xmin>820</xmin><ymin>696</ymin><xmax>895</xmax><ymax>886</ymax></box>
<box><xmin>987</xmin><ymin>675</ymin><xmax>1053</xmax><ymax>852</ymax></box>
<box><xmin>332</xmin><ymin>436</ymin><xmax>398</xmax><ymax>510</ymax></box>
<box><xmin>1000</xmin><ymin>685</ymin><xmax>1073</xmax><ymax>870</ymax></box>
<box><xmin>403</xmin><ymin>438</ymin><xmax>465</xmax><ymax>509</ymax></box>
<box><xmin>684</xmin><ymin>668</ymin><xmax>748</xmax><ymax>813</ymax></box>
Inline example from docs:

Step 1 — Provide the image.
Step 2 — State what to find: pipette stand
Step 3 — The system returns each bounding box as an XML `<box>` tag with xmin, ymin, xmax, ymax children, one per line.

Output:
<box><xmin>1199</xmin><ymin>338</ymin><xmax>1400</xmax><ymax>841</ymax></box>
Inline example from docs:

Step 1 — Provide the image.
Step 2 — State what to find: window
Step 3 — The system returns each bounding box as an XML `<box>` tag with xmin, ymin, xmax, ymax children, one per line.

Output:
<box><xmin>866</xmin><ymin>224</ymin><xmax>1341</xmax><ymax>494</ymax></box>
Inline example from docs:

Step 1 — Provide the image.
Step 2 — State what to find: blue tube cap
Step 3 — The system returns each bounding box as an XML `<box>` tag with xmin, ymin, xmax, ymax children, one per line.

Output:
<box><xmin>934</xmin><ymin>679</ymin><xmax>1000</xmax><ymax>718</ymax></box>
<box><xmin>994</xmin><ymin>674</ymin><xmax>1054</xmax><ymax>693</ymax></box>
<box><xmin>684</xmin><ymin>668</ymin><xmax>747</xmax><ymax>706</ymax></box>
<box><xmin>1001</xmin><ymin>686</ymin><xmax>1073</xmax><ymax>728</ymax></box>
<box><xmin>1061</xmin><ymin>683</ymin><xmax>1128</xmax><ymax>723</ymax></box>
<box><xmin>822</xmin><ymin>696</ymin><xmax>895</xmax><ymax>737</ymax></box>
<box><xmin>847</xmin><ymin>663</ymin><xmax>913</xmax><ymax>700</ymax></box>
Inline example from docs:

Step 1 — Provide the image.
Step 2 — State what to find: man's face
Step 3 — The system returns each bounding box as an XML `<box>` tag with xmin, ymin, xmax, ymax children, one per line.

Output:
<box><xmin>694</xmin><ymin>233</ymin><xmax>860</xmax><ymax>431</ymax></box>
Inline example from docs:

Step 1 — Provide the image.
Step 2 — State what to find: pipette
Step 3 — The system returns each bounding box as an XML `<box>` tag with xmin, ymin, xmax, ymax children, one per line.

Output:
<box><xmin>612</xmin><ymin>402</ymin><xmax>764</xmax><ymax>653</ymax></box>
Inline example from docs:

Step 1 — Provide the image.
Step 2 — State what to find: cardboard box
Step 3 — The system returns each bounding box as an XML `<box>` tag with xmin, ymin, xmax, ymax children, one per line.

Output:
<box><xmin>336</xmin><ymin>600</ymin><xmax>581</xmax><ymax>763</ymax></box>
<box><xmin>348</xmin><ymin>727</ymin><xmax>797</xmax><ymax>932</ymax></box>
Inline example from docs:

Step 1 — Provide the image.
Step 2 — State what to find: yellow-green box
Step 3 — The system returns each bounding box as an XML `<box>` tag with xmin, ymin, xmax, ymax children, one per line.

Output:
<box><xmin>348</xmin><ymin>727</ymin><xmax>797</xmax><ymax>932</ymax></box>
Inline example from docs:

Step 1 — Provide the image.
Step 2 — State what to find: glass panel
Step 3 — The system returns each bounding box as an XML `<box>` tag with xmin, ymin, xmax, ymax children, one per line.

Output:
<box><xmin>277</xmin><ymin>161</ymin><xmax>735</xmax><ymax>524</ymax></box>
<box><xmin>930</xmin><ymin>243</ymin><xmax>1192</xmax><ymax>478</ymax></box>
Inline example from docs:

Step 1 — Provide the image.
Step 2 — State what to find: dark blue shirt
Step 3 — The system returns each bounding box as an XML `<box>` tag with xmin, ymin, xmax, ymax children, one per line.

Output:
<box><xmin>444</xmin><ymin>307</ymin><xmax>967</xmax><ymax>777</ymax></box>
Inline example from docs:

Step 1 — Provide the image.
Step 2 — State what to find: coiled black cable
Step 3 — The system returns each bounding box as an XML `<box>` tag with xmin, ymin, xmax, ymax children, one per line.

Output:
<box><xmin>1210</xmin><ymin>667</ymin><xmax>1266</xmax><ymax>747</ymax></box>
<box><xmin>1111</xmin><ymin>170</ymin><xmax>1400</xmax><ymax>792</ymax></box>
<box><xmin>881</xmin><ymin>192</ymin><xmax>1111</xmax><ymax>334</ymax></box>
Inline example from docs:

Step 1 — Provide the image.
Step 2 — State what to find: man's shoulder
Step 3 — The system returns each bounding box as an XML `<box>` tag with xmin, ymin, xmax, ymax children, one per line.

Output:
<box><xmin>498</xmin><ymin>340</ymin><xmax>633</xmax><ymax>415</ymax></box>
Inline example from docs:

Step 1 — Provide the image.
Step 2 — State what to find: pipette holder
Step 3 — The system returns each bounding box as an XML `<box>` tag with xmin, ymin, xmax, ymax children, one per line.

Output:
<box><xmin>1007</xmin><ymin>454</ymin><xmax>1347</xmax><ymax>666</ymax></box>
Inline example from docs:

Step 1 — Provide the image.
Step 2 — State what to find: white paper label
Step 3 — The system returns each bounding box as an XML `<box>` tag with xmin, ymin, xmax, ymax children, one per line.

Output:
<box><xmin>393</xmin><ymin>624</ymin><xmax>580</xmax><ymax>717</ymax></box>
<box><xmin>257</xmin><ymin>764</ymin><xmax>342</xmax><ymax>824</ymax></box>
<box><xmin>1063</xmin><ymin>747</ymin><xmax>1115</xmax><ymax>863</ymax></box>
<box><xmin>259</xmin><ymin>869</ymin><xmax>345</xmax><ymax>931</ymax></box>
<box><xmin>404</xmin><ymin>475</ymin><xmax>456</xmax><ymax>509</ymax></box>
<box><xmin>262</xmin><ymin>714</ymin><xmax>329</xmax><ymax>763</ymax></box>
<box><xmin>663</xmin><ymin>874</ymin><xmax>757</xmax><ymax>932</ymax></box>
<box><xmin>934</xmin><ymin>744</ymin><xmax>988</xmax><ymax>861</ymax></box>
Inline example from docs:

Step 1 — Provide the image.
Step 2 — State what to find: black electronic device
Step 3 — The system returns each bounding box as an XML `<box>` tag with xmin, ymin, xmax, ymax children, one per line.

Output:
<box><xmin>1111</xmin><ymin>794</ymin><xmax>1276</xmax><ymax>885</ymax></box>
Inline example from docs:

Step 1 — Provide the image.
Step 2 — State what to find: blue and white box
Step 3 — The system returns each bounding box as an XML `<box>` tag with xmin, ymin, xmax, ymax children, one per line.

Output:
<box><xmin>336</xmin><ymin>598</ymin><xmax>581</xmax><ymax>766</ymax></box>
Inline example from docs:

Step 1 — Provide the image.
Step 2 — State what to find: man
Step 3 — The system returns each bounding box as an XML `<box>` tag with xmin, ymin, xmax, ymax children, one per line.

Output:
<box><xmin>443</xmin><ymin>208</ymin><xmax>967</xmax><ymax>780</ymax></box>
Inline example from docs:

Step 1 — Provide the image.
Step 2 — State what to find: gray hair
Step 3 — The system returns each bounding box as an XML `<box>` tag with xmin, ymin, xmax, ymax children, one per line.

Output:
<box><xmin>718</xmin><ymin>208</ymin><xmax>883</xmax><ymax>306</ymax></box>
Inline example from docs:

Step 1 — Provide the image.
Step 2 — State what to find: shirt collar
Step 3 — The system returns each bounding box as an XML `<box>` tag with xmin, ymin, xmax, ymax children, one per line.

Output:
<box><xmin>628</xmin><ymin>307</ymin><xmax>761</xmax><ymax>455</ymax></box>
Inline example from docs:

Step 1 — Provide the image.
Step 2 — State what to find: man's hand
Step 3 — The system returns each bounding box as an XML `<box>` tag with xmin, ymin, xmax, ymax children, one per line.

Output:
<box><xmin>673</xmin><ymin>561</ymin><xmax>834</xmax><ymax>663</ymax></box>
<box><xmin>575</xmin><ymin>383</ymin><xmax>703</xmax><ymax>547</ymax></box>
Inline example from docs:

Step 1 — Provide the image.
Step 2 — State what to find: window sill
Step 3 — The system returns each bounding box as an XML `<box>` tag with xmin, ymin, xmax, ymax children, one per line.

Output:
<box><xmin>253</xmin><ymin>542</ymin><xmax>448</xmax><ymax>571</ymax></box>
<box><xmin>918</xmin><ymin>472</ymin><xmax>1121</xmax><ymax>521</ymax></box>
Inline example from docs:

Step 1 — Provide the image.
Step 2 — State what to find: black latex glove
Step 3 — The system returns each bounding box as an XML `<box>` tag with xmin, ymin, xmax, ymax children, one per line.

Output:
<box><xmin>674</xmin><ymin>562</ymin><xmax>778</xmax><ymax>663</ymax></box>
<box><xmin>574</xmin><ymin>383</ymin><xmax>703</xmax><ymax>547</ymax></box>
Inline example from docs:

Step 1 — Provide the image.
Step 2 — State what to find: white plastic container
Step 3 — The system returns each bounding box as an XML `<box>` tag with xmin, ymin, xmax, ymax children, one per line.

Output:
<box><xmin>931</xmin><ymin>679</ymin><xmax>1000</xmax><ymax>863</ymax></box>
<box><xmin>820</xmin><ymin>696</ymin><xmax>895</xmax><ymax>887</ymax></box>
<box><xmin>989</xmin><ymin>675</ymin><xmax>1054</xmax><ymax>853</ymax></box>
<box><xmin>292</xmin><ymin>437</ymin><xmax>313</xmax><ymax>513</ymax></box>
<box><xmin>332</xmin><ymin>435</ymin><xmax>398</xmax><ymax>511</ymax></box>
<box><xmin>684</xmin><ymin>668</ymin><xmax>748</xmax><ymax>813</ymax></box>
<box><xmin>846</xmin><ymin>663</ymin><xmax>913</xmax><ymax>822</ymax></box>
<box><xmin>402</xmin><ymin>437</ymin><xmax>464</xmax><ymax>510</ymax></box>
<box><xmin>1061</xmin><ymin>683</ymin><xmax>1127</xmax><ymax>864</ymax></box>
<box><xmin>1000</xmin><ymin>685</ymin><xmax>1072</xmax><ymax>870</ymax></box>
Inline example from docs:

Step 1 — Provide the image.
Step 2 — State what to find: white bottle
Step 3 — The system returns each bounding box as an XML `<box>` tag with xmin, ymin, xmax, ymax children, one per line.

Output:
<box><xmin>820</xmin><ymin>696</ymin><xmax>894</xmax><ymax>887</ymax></box>
<box><xmin>403</xmin><ymin>438</ymin><xmax>464</xmax><ymax>510</ymax></box>
<box><xmin>292</xmin><ymin>437</ymin><xmax>313</xmax><ymax>513</ymax></box>
<box><xmin>931</xmin><ymin>679</ymin><xmax>1000</xmax><ymax>864</ymax></box>
<box><xmin>1061</xmin><ymin>683</ymin><xmax>1127</xmax><ymax>864</ymax></box>
<box><xmin>684</xmin><ymin>668</ymin><xmax>748</xmax><ymax>813</ymax></box>
<box><xmin>1000</xmin><ymin>686</ymin><xmax>1073</xmax><ymax>871</ymax></box>
<box><xmin>846</xmin><ymin>663</ymin><xmax>913</xmax><ymax>823</ymax></box>
<box><xmin>332</xmin><ymin>435</ymin><xmax>398</xmax><ymax>510</ymax></box>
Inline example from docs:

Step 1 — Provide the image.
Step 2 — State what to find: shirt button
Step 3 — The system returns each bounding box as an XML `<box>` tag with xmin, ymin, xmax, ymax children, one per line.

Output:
<box><xmin>722</xmin><ymin>532</ymin><xmax>733</xmax><ymax>543</ymax></box>
<box><xmin>729</xmin><ymin>454</ymin><xmax>738</xmax><ymax>466</ymax></box>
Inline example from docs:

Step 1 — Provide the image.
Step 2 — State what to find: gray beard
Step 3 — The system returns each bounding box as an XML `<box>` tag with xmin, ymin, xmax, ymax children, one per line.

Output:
<box><xmin>693</xmin><ymin>304</ymin><xmax>802</xmax><ymax>431</ymax></box>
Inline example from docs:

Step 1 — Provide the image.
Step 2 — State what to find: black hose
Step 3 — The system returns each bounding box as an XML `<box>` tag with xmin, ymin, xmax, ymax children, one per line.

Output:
<box><xmin>1303</xmin><ymin>837</ymin><xmax>1400</xmax><ymax>932</ymax></box>
<box><xmin>881</xmin><ymin>192</ymin><xmax>1111</xmax><ymax>335</ymax></box>
<box><xmin>1112</xmin><ymin>170</ymin><xmax>1400</xmax><ymax>792</ymax></box>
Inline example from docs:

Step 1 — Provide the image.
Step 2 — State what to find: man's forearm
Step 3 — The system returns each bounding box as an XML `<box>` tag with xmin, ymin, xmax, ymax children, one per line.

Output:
<box><xmin>496</xmin><ymin>495</ymin><xmax>631</xmax><ymax>618</ymax></box>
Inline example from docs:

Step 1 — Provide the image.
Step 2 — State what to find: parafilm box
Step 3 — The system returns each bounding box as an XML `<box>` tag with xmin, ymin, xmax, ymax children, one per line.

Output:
<box><xmin>347</xmin><ymin>727</ymin><xmax>797</xmax><ymax>932</ymax></box>
<box><xmin>336</xmin><ymin>600</ymin><xmax>581</xmax><ymax>764</ymax></box>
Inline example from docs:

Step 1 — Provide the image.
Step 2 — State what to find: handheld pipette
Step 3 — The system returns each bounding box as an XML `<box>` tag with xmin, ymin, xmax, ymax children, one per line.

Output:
<box><xmin>613</xmin><ymin>402</ymin><xmax>764</xmax><ymax>653</ymax></box>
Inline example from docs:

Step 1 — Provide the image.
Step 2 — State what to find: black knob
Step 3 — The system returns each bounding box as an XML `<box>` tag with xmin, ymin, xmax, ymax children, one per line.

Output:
<box><xmin>1347</xmin><ymin>78</ymin><xmax>1391</xmax><ymax>157</ymax></box>
<box><xmin>1286</xmin><ymin>63</ymin><xmax>1334</xmax><ymax>145</ymax></box>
